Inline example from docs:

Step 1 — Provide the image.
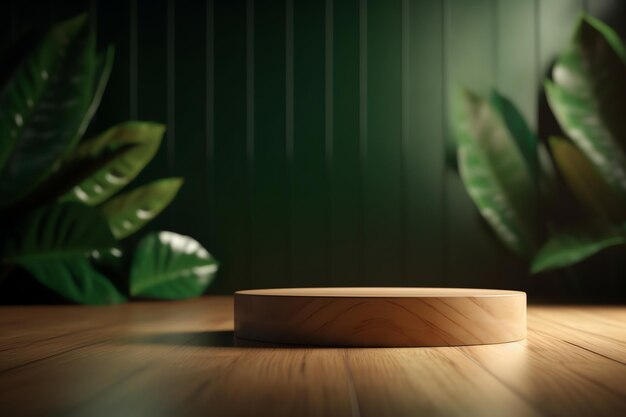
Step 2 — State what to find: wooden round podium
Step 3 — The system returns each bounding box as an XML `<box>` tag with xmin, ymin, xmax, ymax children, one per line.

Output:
<box><xmin>234</xmin><ymin>288</ymin><xmax>526</xmax><ymax>347</ymax></box>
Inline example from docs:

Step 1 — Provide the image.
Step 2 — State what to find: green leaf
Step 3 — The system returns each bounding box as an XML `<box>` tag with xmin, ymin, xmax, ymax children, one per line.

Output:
<box><xmin>0</xmin><ymin>16</ymin><xmax>85</xmax><ymax>171</ymax></box>
<box><xmin>549</xmin><ymin>136</ymin><xmax>626</xmax><ymax>222</ymax></box>
<box><xmin>130</xmin><ymin>231</ymin><xmax>218</xmax><ymax>300</ymax></box>
<box><xmin>1</xmin><ymin>46</ymin><xmax>117</xmax><ymax>212</ymax></box>
<box><xmin>545</xmin><ymin>15</ymin><xmax>626</xmax><ymax>200</ymax></box>
<box><xmin>91</xmin><ymin>247</ymin><xmax>125</xmax><ymax>273</ymax></box>
<box><xmin>2</xmin><ymin>203</ymin><xmax>116</xmax><ymax>262</ymax></box>
<box><xmin>60</xmin><ymin>122</ymin><xmax>165</xmax><ymax>205</ymax></box>
<box><xmin>537</xmin><ymin>142</ymin><xmax>558</xmax><ymax>199</ymax></box>
<box><xmin>454</xmin><ymin>89</ymin><xmax>540</xmax><ymax>257</ymax></box>
<box><xmin>583</xmin><ymin>14</ymin><xmax>625</xmax><ymax>62</ymax></box>
<box><xmin>20</xmin><ymin>257</ymin><xmax>126</xmax><ymax>305</ymax></box>
<box><xmin>82</xmin><ymin>45</ymin><xmax>115</xmax><ymax>139</ymax></box>
<box><xmin>90</xmin><ymin>246</ymin><xmax>129</xmax><ymax>291</ymax></box>
<box><xmin>489</xmin><ymin>91</ymin><xmax>538</xmax><ymax>180</ymax></box>
<box><xmin>531</xmin><ymin>223</ymin><xmax>626</xmax><ymax>273</ymax></box>
<box><xmin>13</xmin><ymin>144</ymin><xmax>137</xmax><ymax>211</ymax></box>
<box><xmin>1</xmin><ymin>203</ymin><xmax>123</xmax><ymax>304</ymax></box>
<box><xmin>0</xmin><ymin>15</ymin><xmax>98</xmax><ymax>207</ymax></box>
<box><xmin>102</xmin><ymin>177</ymin><xmax>183</xmax><ymax>239</ymax></box>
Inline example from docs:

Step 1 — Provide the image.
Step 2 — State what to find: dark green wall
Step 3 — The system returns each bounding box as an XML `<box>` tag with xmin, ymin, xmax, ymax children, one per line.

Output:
<box><xmin>3</xmin><ymin>0</ymin><xmax>626</xmax><ymax>296</ymax></box>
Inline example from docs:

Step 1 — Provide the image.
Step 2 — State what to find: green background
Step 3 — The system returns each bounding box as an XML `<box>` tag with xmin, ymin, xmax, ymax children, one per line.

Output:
<box><xmin>2</xmin><ymin>0</ymin><xmax>625</xmax><ymax>296</ymax></box>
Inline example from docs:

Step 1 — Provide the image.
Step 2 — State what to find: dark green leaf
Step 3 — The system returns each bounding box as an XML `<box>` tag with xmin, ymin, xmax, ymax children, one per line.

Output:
<box><xmin>537</xmin><ymin>142</ymin><xmax>558</xmax><ymax>200</ymax></box>
<box><xmin>583</xmin><ymin>14</ymin><xmax>625</xmax><ymax>62</ymax></box>
<box><xmin>545</xmin><ymin>15</ymin><xmax>626</xmax><ymax>201</ymax></box>
<box><xmin>130</xmin><ymin>232</ymin><xmax>218</xmax><ymax>300</ymax></box>
<box><xmin>20</xmin><ymin>256</ymin><xmax>126</xmax><ymax>305</ymax></box>
<box><xmin>90</xmin><ymin>247</ymin><xmax>128</xmax><ymax>291</ymax></box>
<box><xmin>454</xmin><ymin>89</ymin><xmax>540</xmax><ymax>257</ymax></box>
<box><xmin>91</xmin><ymin>247</ymin><xmax>125</xmax><ymax>272</ymax></box>
<box><xmin>531</xmin><ymin>223</ymin><xmax>626</xmax><ymax>273</ymax></box>
<box><xmin>13</xmin><ymin>144</ymin><xmax>137</xmax><ymax>211</ymax></box>
<box><xmin>2</xmin><ymin>203</ymin><xmax>116</xmax><ymax>262</ymax></box>
<box><xmin>82</xmin><ymin>45</ymin><xmax>115</xmax><ymax>141</ymax></box>
<box><xmin>0</xmin><ymin>15</ymin><xmax>98</xmax><ymax>207</ymax></box>
<box><xmin>60</xmin><ymin>122</ymin><xmax>164</xmax><ymax>205</ymax></box>
<box><xmin>2</xmin><ymin>46</ymin><xmax>117</xmax><ymax>212</ymax></box>
<box><xmin>549</xmin><ymin>136</ymin><xmax>626</xmax><ymax>222</ymax></box>
<box><xmin>1</xmin><ymin>203</ymin><xmax>122</xmax><ymax>304</ymax></box>
<box><xmin>490</xmin><ymin>90</ymin><xmax>538</xmax><ymax>180</ymax></box>
<box><xmin>0</xmin><ymin>16</ymin><xmax>85</xmax><ymax>171</ymax></box>
<box><xmin>102</xmin><ymin>177</ymin><xmax>183</xmax><ymax>239</ymax></box>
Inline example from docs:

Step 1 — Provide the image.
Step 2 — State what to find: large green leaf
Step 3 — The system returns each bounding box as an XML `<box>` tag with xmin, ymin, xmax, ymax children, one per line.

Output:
<box><xmin>90</xmin><ymin>246</ymin><xmax>128</xmax><ymax>294</ymax></box>
<box><xmin>1</xmin><ymin>203</ymin><xmax>124</xmax><ymax>304</ymax></box>
<box><xmin>454</xmin><ymin>89</ymin><xmax>540</xmax><ymax>257</ymax></box>
<box><xmin>91</xmin><ymin>247</ymin><xmax>125</xmax><ymax>274</ymax></box>
<box><xmin>130</xmin><ymin>232</ymin><xmax>218</xmax><ymax>299</ymax></box>
<box><xmin>20</xmin><ymin>257</ymin><xmax>126</xmax><ymax>305</ymax></box>
<box><xmin>0</xmin><ymin>16</ymin><xmax>84</xmax><ymax>171</ymax></box>
<box><xmin>102</xmin><ymin>177</ymin><xmax>183</xmax><ymax>239</ymax></box>
<box><xmin>2</xmin><ymin>203</ymin><xmax>116</xmax><ymax>262</ymax></box>
<box><xmin>545</xmin><ymin>15</ymin><xmax>626</xmax><ymax>200</ymax></box>
<box><xmin>1</xmin><ymin>46</ymin><xmax>116</xmax><ymax>212</ymax></box>
<box><xmin>531</xmin><ymin>223</ymin><xmax>626</xmax><ymax>273</ymax></box>
<box><xmin>60</xmin><ymin>122</ymin><xmax>164</xmax><ymax>205</ymax></box>
<box><xmin>13</xmin><ymin>144</ymin><xmax>137</xmax><ymax>211</ymax></box>
<box><xmin>490</xmin><ymin>91</ymin><xmax>538</xmax><ymax>180</ymax></box>
<box><xmin>0</xmin><ymin>15</ymin><xmax>98</xmax><ymax>207</ymax></box>
<box><xmin>549</xmin><ymin>136</ymin><xmax>626</xmax><ymax>222</ymax></box>
<box><xmin>83</xmin><ymin>45</ymin><xmax>115</xmax><ymax>136</ymax></box>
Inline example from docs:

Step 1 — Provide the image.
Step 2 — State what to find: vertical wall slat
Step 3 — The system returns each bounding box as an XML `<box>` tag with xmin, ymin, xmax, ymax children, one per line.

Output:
<box><xmin>213</xmin><ymin>0</ymin><xmax>251</xmax><ymax>292</ymax></box>
<box><xmin>92</xmin><ymin>0</ymin><xmax>130</xmax><ymax>134</ymax></box>
<box><xmin>134</xmin><ymin>0</ymin><xmax>170</xmax><ymax>236</ymax></box>
<box><xmin>405</xmin><ymin>0</ymin><xmax>445</xmax><ymax>287</ymax></box>
<box><xmin>495</xmin><ymin>0</ymin><xmax>538</xmax><ymax>290</ymax></box>
<box><xmin>358</xmin><ymin>0</ymin><xmax>367</xmax><ymax>285</ymax></box>
<box><xmin>496</xmin><ymin>0</ymin><xmax>537</xmax><ymax>127</ymax></box>
<box><xmin>330</xmin><ymin>0</ymin><xmax>361</xmax><ymax>285</ymax></box>
<box><xmin>170</xmin><ymin>0</ymin><xmax>208</xmax><ymax>248</ymax></box>
<box><xmin>205</xmin><ymin>0</ymin><xmax>217</xmax><ymax>278</ymax></box>
<box><xmin>292</xmin><ymin>0</ymin><xmax>330</xmax><ymax>287</ymax></box>
<box><xmin>444</xmin><ymin>0</ymin><xmax>501</xmax><ymax>289</ymax></box>
<box><xmin>364</xmin><ymin>0</ymin><xmax>404</xmax><ymax>285</ymax></box>
<box><xmin>325</xmin><ymin>0</ymin><xmax>334</xmax><ymax>284</ymax></box>
<box><xmin>286</xmin><ymin>0</ymin><xmax>295</xmax><ymax>286</ymax></box>
<box><xmin>538</xmin><ymin>0</ymin><xmax>584</xmax><ymax>79</ymax></box>
<box><xmin>251</xmin><ymin>0</ymin><xmax>289</xmax><ymax>289</ymax></box>
<box><xmin>246</xmin><ymin>0</ymin><xmax>254</xmax><ymax>289</ymax></box>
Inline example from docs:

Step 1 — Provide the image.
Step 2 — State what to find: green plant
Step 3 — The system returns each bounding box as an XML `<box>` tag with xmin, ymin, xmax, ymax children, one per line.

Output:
<box><xmin>0</xmin><ymin>15</ymin><xmax>218</xmax><ymax>304</ymax></box>
<box><xmin>455</xmin><ymin>14</ymin><xmax>626</xmax><ymax>274</ymax></box>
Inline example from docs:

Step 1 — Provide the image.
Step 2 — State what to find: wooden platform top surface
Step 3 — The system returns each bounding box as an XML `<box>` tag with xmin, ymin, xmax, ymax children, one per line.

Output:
<box><xmin>236</xmin><ymin>287</ymin><xmax>524</xmax><ymax>297</ymax></box>
<box><xmin>0</xmin><ymin>296</ymin><xmax>625</xmax><ymax>417</ymax></box>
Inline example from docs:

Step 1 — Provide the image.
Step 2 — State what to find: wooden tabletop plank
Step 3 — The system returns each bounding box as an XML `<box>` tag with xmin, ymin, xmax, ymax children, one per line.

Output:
<box><xmin>345</xmin><ymin>347</ymin><xmax>539</xmax><ymax>417</ymax></box>
<box><xmin>461</xmin><ymin>327</ymin><xmax>626</xmax><ymax>417</ymax></box>
<box><xmin>0</xmin><ymin>298</ymin><xmax>232</xmax><ymax>372</ymax></box>
<box><xmin>528</xmin><ymin>308</ymin><xmax>626</xmax><ymax>364</ymax></box>
<box><xmin>0</xmin><ymin>298</ymin><xmax>625</xmax><ymax>417</ymax></box>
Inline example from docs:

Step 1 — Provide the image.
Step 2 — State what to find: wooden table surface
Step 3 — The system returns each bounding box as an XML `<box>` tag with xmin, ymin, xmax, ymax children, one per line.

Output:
<box><xmin>0</xmin><ymin>297</ymin><xmax>625</xmax><ymax>417</ymax></box>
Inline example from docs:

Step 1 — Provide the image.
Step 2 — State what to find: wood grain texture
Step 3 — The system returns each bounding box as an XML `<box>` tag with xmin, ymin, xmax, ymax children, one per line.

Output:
<box><xmin>0</xmin><ymin>297</ymin><xmax>625</xmax><ymax>417</ymax></box>
<box><xmin>234</xmin><ymin>288</ymin><xmax>526</xmax><ymax>347</ymax></box>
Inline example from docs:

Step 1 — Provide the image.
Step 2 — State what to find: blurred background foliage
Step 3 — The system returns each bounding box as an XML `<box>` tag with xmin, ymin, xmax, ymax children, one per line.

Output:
<box><xmin>455</xmin><ymin>15</ymin><xmax>626</xmax><ymax>276</ymax></box>
<box><xmin>0</xmin><ymin>15</ymin><xmax>217</xmax><ymax>304</ymax></box>
<box><xmin>1</xmin><ymin>0</ymin><xmax>625</xmax><ymax>302</ymax></box>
